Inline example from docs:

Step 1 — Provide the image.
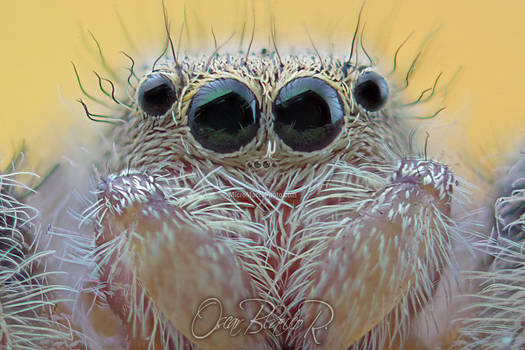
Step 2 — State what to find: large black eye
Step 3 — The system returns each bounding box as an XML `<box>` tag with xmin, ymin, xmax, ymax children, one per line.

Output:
<box><xmin>273</xmin><ymin>77</ymin><xmax>344</xmax><ymax>152</ymax></box>
<box><xmin>189</xmin><ymin>79</ymin><xmax>260</xmax><ymax>153</ymax></box>
<box><xmin>138</xmin><ymin>73</ymin><xmax>177</xmax><ymax>117</ymax></box>
<box><xmin>353</xmin><ymin>71</ymin><xmax>389</xmax><ymax>112</ymax></box>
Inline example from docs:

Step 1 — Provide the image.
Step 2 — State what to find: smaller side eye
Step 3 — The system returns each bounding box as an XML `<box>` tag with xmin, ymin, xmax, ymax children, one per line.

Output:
<box><xmin>138</xmin><ymin>73</ymin><xmax>177</xmax><ymax>117</ymax></box>
<box><xmin>353</xmin><ymin>71</ymin><xmax>389</xmax><ymax>112</ymax></box>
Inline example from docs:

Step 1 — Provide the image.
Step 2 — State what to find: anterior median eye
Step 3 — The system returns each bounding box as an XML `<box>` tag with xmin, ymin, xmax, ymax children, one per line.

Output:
<box><xmin>189</xmin><ymin>79</ymin><xmax>260</xmax><ymax>153</ymax></box>
<box><xmin>353</xmin><ymin>71</ymin><xmax>389</xmax><ymax>112</ymax></box>
<box><xmin>137</xmin><ymin>73</ymin><xmax>177</xmax><ymax>117</ymax></box>
<box><xmin>273</xmin><ymin>77</ymin><xmax>344</xmax><ymax>152</ymax></box>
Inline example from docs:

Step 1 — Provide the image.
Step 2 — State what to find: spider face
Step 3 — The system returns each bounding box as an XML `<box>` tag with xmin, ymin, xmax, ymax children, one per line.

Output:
<box><xmin>126</xmin><ymin>55</ymin><xmax>394</xmax><ymax>170</ymax></box>
<box><xmin>75</xmin><ymin>53</ymin><xmax>458</xmax><ymax>350</ymax></box>
<box><xmin>1</xmin><ymin>4</ymin><xmax>523</xmax><ymax>349</ymax></box>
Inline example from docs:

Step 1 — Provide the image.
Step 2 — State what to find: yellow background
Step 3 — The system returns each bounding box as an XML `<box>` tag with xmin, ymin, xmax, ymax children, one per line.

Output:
<box><xmin>1</xmin><ymin>0</ymin><xmax>524</xmax><ymax>175</ymax></box>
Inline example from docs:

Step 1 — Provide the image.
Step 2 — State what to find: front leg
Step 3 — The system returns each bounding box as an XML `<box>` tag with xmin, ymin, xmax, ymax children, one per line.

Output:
<box><xmin>455</xmin><ymin>155</ymin><xmax>525</xmax><ymax>349</ymax></box>
<box><xmin>0</xmin><ymin>170</ymin><xmax>71</xmax><ymax>349</ymax></box>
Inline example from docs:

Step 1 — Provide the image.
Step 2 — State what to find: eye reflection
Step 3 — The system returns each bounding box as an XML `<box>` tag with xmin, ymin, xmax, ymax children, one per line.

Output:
<box><xmin>188</xmin><ymin>79</ymin><xmax>260</xmax><ymax>153</ymax></box>
<box><xmin>273</xmin><ymin>77</ymin><xmax>344</xmax><ymax>152</ymax></box>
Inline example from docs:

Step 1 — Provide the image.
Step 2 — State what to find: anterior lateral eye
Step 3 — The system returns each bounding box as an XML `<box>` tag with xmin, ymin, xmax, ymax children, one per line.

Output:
<box><xmin>188</xmin><ymin>78</ymin><xmax>260</xmax><ymax>153</ymax></box>
<box><xmin>353</xmin><ymin>71</ymin><xmax>389</xmax><ymax>112</ymax></box>
<box><xmin>137</xmin><ymin>73</ymin><xmax>177</xmax><ymax>117</ymax></box>
<box><xmin>273</xmin><ymin>77</ymin><xmax>345</xmax><ymax>152</ymax></box>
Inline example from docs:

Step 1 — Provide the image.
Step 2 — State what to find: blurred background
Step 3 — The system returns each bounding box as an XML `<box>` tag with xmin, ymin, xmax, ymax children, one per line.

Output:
<box><xmin>0</xmin><ymin>0</ymin><xmax>523</xmax><ymax>181</ymax></box>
